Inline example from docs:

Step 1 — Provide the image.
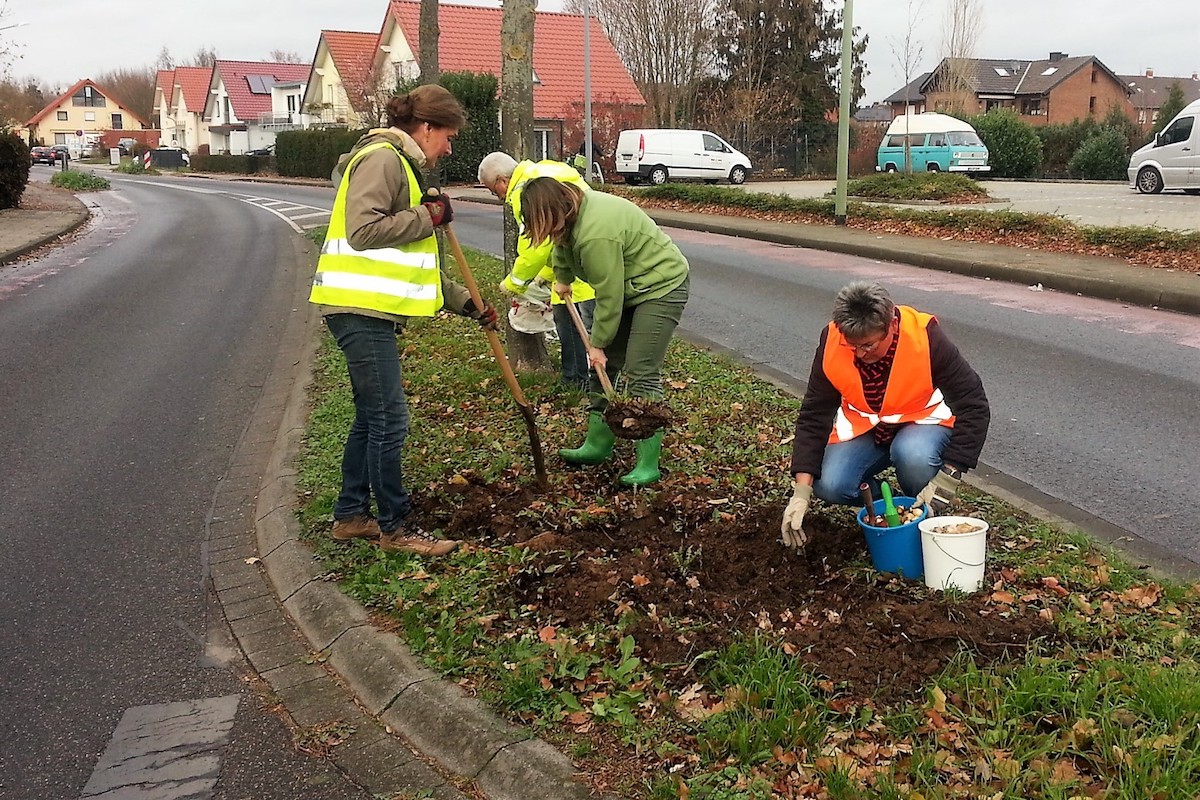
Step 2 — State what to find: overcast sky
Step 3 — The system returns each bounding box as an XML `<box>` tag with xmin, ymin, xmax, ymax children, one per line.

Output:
<box><xmin>5</xmin><ymin>0</ymin><xmax>1198</xmax><ymax>105</ymax></box>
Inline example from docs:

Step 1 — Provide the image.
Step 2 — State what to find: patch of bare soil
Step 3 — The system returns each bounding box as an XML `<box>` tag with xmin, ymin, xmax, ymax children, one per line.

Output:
<box><xmin>421</xmin><ymin>477</ymin><xmax>1054</xmax><ymax>705</ymax></box>
<box><xmin>17</xmin><ymin>182</ymin><xmax>84</xmax><ymax>212</ymax></box>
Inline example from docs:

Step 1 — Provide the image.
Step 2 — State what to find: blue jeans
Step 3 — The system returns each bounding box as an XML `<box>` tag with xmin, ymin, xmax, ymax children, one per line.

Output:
<box><xmin>325</xmin><ymin>313</ymin><xmax>411</xmax><ymax>533</ymax></box>
<box><xmin>552</xmin><ymin>299</ymin><xmax>594</xmax><ymax>388</ymax></box>
<box><xmin>812</xmin><ymin>424</ymin><xmax>952</xmax><ymax>505</ymax></box>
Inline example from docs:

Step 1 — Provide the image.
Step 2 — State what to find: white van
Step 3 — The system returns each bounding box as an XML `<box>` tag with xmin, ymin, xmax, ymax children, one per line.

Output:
<box><xmin>1128</xmin><ymin>99</ymin><xmax>1200</xmax><ymax>194</ymax></box>
<box><xmin>615</xmin><ymin>129</ymin><xmax>752</xmax><ymax>185</ymax></box>
<box><xmin>876</xmin><ymin>113</ymin><xmax>990</xmax><ymax>174</ymax></box>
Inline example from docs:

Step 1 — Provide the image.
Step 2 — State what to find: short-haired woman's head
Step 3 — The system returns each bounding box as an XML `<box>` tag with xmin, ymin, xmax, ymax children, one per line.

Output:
<box><xmin>832</xmin><ymin>282</ymin><xmax>897</xmax><ymax>362</ymax></box>
<box><xmin>385</xmin><ymin>85</ymin><xmax>467</xmax><ymax>166</ymax></box>
<box><xmin>521</xmin><ymin>177</ymin><xmax>584</xmax><ymax>246</ymax></box>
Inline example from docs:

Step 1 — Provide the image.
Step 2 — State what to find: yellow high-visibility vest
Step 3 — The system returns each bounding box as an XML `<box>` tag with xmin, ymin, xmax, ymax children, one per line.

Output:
<box><xmin>310</xmin><ymin>142</ymin><xmax>442</xmax><ymax>316</ymax></box>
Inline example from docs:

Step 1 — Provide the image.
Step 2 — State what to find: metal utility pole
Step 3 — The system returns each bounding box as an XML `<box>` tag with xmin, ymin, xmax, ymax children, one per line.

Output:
<box><xmin>583</xmin><ymin>0</ymin><xmax>593</xmax><ymax>174</ymax></box>
<box><xmin>834</xmin><ymin>0</ymin><xmax>854</xmax><ymax>225</ymax></box>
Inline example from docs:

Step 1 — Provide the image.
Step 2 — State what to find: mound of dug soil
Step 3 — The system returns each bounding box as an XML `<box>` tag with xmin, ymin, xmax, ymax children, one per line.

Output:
<box><xmin>421</xmin><ymin>477</ymin><xmax>1054</xmax><ymax>704</ymax></box>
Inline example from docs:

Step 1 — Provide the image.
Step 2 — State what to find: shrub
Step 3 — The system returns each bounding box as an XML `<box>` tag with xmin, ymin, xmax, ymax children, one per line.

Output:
<box><xmin>971</xmin><ymin>109</ymin><xmax>1042</xmax><ymax>178</ymax></box>
<box><xmin>0</xmin><ymin>131</ymin><xmax>31</xmax><ymax>209</ymax></box>
<box><xmin>49</xmin><ymin>170</ymin><xmax>111</xmax><ymax>191</ymax></box>
<box><xmin>115</xmin><ymin>160</ymin><xmax>159</xmax><ymax>175</ymax></box>
<box><xmin>1067</xmin><ymin>129</ymin><xmax>1130</xmax><ymax>181</ymax></box>
<box><xmin>845</xmin><ymin>172</ymin><xmax>988</xmax><ymax>202</ymax></box>
<box><xmin>191</xmin><ymin>153</ymin><xmax>259</xmax><ymax>174</ymax></box>
<box><xmin>437</xmin><ymin>71</ymin><xmax>500</xmax><ymax>185</ymax></box>
<box><xmin>276</xmin><ymin>127</ymin><xmax>365</xmax><ymax>180</ymax></box>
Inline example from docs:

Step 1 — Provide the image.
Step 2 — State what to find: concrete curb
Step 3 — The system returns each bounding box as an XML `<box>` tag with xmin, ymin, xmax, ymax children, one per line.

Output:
<box><xmin>252</xmin><ymin>310</ymin><xmax>616</xmax><ymax>799</ymax></box>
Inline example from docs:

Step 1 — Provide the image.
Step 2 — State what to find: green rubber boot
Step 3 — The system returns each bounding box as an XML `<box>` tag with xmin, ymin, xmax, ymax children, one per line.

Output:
<box><xmin>559</xmin><ymin>411</ymin><xmax>615</xmax><ymax>465</ymax></box>
<box><xmin>619</xmin><ymin>430</ymin><xmax>664</xmax><ymax>487</ymax></box>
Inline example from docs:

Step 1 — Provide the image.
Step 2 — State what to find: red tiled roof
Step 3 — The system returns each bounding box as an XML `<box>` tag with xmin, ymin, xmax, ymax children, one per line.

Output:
<box><xmin>26</xmin><ymin>78</ymin><xmax>151</xmax><ymax>128</ymax></box>
<box><xmin>173</xmin><ymin>66</ymin><xmax>214</xmax><ymax>114</ymax></box>
<box><xmin>386</xmin><ymin>0</ymin><xmax>644</xmax><ymax>119</ymax></box>
<box><xmin>212</xmin><ymin>60</ymin><xmax>312</xmax><ymax>121</ymax></box>
<box><xmin>155</xmin><ymin>69</ymin><xmax>175</xmax><ymax>103</ymax></box>
<box><xmin>322</xmin><ymin>30</ymin><xmax>380</xmax><ymax>110</ymax></box>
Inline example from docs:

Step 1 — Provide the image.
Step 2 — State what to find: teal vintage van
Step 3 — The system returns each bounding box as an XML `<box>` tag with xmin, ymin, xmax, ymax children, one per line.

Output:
<box><xmin>876</xmin><ymin>113</ymin><xmax>990</xmax><ymax>174</ymax></box>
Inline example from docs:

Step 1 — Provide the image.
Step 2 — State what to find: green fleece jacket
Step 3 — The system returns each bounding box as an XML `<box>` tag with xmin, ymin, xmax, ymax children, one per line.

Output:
<box><xmin>551</xmin><ymin>192</ymin><xmax>689</xmax><ymax>349</ymax></box>
<box><xmin>318</xmin><ymin>128</ymin><xmax>471</xmax><ymax>324</ymax></box>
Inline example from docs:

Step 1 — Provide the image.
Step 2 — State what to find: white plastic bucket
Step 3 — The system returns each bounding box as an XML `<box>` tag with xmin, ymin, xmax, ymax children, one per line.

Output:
<box><xmin>918</xmin><ymin>516</ymin><xmax>988</xmax><ymax>593</ymax></box>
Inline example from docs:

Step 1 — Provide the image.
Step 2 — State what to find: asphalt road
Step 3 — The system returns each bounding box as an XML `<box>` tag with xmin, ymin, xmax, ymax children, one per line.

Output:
<box><xmin>0</xmin><ymin>181</ymin><xmax>369</xmax><ymax>799</ymax></box>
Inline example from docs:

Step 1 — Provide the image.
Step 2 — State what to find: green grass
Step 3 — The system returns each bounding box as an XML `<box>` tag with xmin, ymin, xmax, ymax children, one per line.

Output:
<box><xmin>295</xmin><ymin>238</ymin><xmax>1200</xmax><ymax>797</ymax></box>
<box><xmin>49</xmin><ymin>170</ymin><xmax>110</xmax><ymax>191</ymax></box>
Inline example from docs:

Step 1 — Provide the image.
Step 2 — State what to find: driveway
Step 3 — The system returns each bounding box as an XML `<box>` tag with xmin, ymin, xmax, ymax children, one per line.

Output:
<box><xmin>744</xmin><ymin>179</ymin><xmax>1199</xmax><ymax>232</ymax></box>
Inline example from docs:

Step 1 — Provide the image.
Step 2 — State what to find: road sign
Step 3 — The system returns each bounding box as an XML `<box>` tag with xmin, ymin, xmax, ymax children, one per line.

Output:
<box><xmin>75</xmin><ymin>129</ymin><xmax>83</xmax><ymax>136</ymax></box>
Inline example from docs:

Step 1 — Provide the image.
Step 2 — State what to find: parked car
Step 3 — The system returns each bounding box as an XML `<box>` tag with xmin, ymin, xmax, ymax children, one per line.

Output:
<box><xmin>615</xmin><ymin>129</ymin><xmax>752</xmax><ymax>185</ymax></box>
<box><xmin>245</xmin><ymin>144</ymin><xmax>275</xmax><ymax>157</ymax></box>
<box><xmin>51</xmin><ymin>145</ymin><xmax>71</xmax><ymax>162</ymax></box>
<box><xmin>876</xmin><ymin>113</ymin><xmax>990</xmax><ymax>174</ymax></box>
<box><xmin>1128</xmin><ymin>99</ymin><xmax>1200</xmax><ymax>194</ymax></box>
<box><xmin>30</xmin><ymin>146</ymin><xmax>55</xmax><ymax>165</ymax></box>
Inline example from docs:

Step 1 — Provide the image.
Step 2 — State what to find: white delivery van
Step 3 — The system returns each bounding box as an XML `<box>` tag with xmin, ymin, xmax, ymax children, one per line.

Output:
<box><xmin>876</xmin><ymin>113</ymin><xmax>990</xmax><ymax>174</ymax></box>
<box><xmin>615</xmin><ymin>129</ymin><xmax>752</xmax><ymax>185</ymax></box>
<box><xmin>1128</xmin><ymin>99</ymin><xmax>1200</xmax><ymax>194</ymax></box>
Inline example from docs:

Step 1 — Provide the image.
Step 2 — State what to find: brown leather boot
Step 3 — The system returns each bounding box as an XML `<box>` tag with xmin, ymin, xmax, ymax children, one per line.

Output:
<box><xmin>331</xmin><ymin>514</ymin><xmax>382</xmax><ymax>541</ymax></box>
<box><xmin>378</xmin><ymin>528</ymin><xmax>461</xmax><ymax>556</ymax></box>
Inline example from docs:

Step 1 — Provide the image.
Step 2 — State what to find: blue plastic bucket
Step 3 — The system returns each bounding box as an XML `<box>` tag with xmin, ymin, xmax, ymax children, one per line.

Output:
<box><xmin>856</xmin><ymin>497</ymin><xmax>927</xmax><ymax>579</ymax></box>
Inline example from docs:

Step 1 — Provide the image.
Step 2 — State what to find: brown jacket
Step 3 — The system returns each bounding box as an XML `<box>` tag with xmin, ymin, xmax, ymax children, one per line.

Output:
<box><xmin>318</xmin><ymin>128</ymin><xmax>471</xmax><ymax>324</ymax></box>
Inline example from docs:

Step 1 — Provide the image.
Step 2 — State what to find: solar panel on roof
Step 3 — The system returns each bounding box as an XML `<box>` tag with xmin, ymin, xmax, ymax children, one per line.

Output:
<box><xmin>245</xmin><ymin>75</ymin><xmax>273</xmax><ymax>94</ymax></box>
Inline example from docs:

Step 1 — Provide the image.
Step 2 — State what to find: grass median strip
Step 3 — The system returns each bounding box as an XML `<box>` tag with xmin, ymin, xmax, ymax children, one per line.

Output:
<box><xmin>296</xmin><ymin>237</ymin><xmax>1200</xmax><ymax>798</ymax></box>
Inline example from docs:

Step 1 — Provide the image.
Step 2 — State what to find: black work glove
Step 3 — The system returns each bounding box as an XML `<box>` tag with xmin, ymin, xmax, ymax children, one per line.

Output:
<box><xmin>463</xmin><ymin>298</ymin><xmax>499</xmax><ymax>331</ymax></box>
<box><xmin>421</xmin><ymin>192</ymin><xmax>453</xmax><ymax>227</ymax></box>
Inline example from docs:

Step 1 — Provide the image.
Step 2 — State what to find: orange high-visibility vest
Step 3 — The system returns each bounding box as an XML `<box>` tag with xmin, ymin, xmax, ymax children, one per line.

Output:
<box><xmin>822</xmin><ymin>306</ymin><xmax>955</xmax><ymax>444</ymax></box>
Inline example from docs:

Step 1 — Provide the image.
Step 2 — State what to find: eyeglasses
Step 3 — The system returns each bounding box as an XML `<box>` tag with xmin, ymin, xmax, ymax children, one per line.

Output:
<box><xmin>841</xmin><ymin>321</ymin><xmax>894</xmax><ymax>355</ymax></box>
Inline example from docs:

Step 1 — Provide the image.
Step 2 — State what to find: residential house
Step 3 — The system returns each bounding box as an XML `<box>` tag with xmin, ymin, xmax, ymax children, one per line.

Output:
<box><xmin>916</xmin><ymin>52</ymin><xmax>1132</xmax><ymax>126</ymax></box>
<box><xmin>205</xmin><ymin>60</ymin><xmax>312</xmax><ymax>154</ymax></box>
<box><xmin>373</xmin><ymin>0</ymin><xmax>645</xmax><ymax>159</ymax></box>
<box><xmin>152</xmin><ymin>66</ymin><xmax>215</xmax><ymax>152</ymax></box>
<box><xmin>302</xmin><ymin>30</ymin><xmax>381</xmax><ymax>128</ymax></box>
<box><xmin>25</xmin><ymin>78</ymin><xmax>157</xmax><ymax>155</ymax></box>
<box><xmin>1120</xmin><ymin>69</ymin><xmax>1200</xmax><ymax>129</ymax></box>
<box><xmin>882</xmin><ymin>72</ymin><xmax>930</xmax><ymax>118</ymax></box>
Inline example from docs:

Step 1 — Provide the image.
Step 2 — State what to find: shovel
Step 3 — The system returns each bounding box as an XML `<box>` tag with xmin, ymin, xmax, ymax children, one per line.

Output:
<box><xmin>564</xmin><ymin>297</ymin><xmax>614</xmax><ymax>398</ymax></box>
<box><xmin>443</xmin><ymin>223</ymin><xmax>549</xmax><ymax>490</ymax></box>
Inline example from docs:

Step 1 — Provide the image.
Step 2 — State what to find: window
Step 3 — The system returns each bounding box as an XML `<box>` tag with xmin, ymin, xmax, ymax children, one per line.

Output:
<box><xmin>112</xmin><ymin>113</ymin><xmax>123</xmax><ymax>130</ymax></box>
<box><xmin>1020</xmin><ymin>98</ymin><xmax>1043</xmax><ymax>116</ymax></box>
<box><xmin>1089</xmin><ymin>96</ymin><xmax>1096</xmax><ymax>114</ymax></box>
<box><xmin>54</xmin><ymin>133</ymin><xmax>67</xmax><ymax>144</ymax></box>
<box><xmin>702</xmin><ymin>133</ymin><xmax>729</xmax><ymax>152</ymax></box>
<box><xmin>533</xmin><ymin>129</ymin><xmax>548</xmax><ymax>160</ymax></box>
<box><xmin>287</xmin><ymin>94</ymin><xmax>297</xmax><ymax>113</ymax></box>
<box><xmin>929</xmin><ymin>135</ymin><xmax>947</xmax><ymax>147</ymax></box>
<box><xmin>224</xmin><ymin>97</ymin><xmax>232</xmax><ymax>122</ymax></box>
<box><xmin>72</xmin><ymin>85</ymin><xmax>106</xmax><ymax>107</ymax></box>
<box><xmin>1160</xmin><ymin>116</ymin><xmax>1194</xmax><ymax>146</ymax></box>
<box><xmin>1040</xmin><ymin>67</ymin><xmax>1058</xmax><ymax>76</ymax></box>
<box><xmin>993</xmin><ymin>67</ymin><xmax>1009</xmax><ymax>77</ymax></box>
<box><xmin>57</xmin><ymin>110</ymin><xmax>68</xmax><ymax>121</ymax></box>
<box><xmin>84</xmin><ymin>111</ymin><xmax>95</xmax><ymax>121</ymax></box>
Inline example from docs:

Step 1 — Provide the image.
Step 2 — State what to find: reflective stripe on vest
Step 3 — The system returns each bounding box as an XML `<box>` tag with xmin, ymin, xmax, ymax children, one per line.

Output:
<box><xmin>823</xmin><ymin>306</ymin><xmax>955</xmax><ymax>444</ymax></box>
<box><xmin>309</xmin><ymin>141</ymin><xmax>442</xmax><ymax>316</ymax></box>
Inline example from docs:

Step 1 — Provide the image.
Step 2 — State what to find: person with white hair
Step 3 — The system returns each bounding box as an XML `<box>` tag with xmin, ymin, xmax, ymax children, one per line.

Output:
<box><xmin>478</xmin><ymin>151</ymin><xmax>597</xmax><ymax>388</ymax></box>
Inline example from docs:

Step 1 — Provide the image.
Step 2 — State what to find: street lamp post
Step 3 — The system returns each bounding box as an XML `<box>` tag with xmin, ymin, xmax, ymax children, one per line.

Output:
<box><xmin>583</xmin><ymin>0</ymin><xmax>593</xmax><ymax>178</ymax></box>
<box><xmin>834</xmin><ymin>0</ymin><xmax>854</xmax><ymax>225</ymax></box>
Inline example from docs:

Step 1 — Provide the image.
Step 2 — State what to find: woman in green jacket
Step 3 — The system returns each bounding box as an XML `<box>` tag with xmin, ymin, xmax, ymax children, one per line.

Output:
<box><xmin>520</xmin><ymin>177</ymin><xmax>690</xmax><ymax>486</ymax></box>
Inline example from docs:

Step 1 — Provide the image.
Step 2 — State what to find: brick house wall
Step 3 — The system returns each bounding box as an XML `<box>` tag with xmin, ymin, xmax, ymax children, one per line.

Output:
<box><xmin>1043</xmin><ymin>65</ymin><xmax>1133</xmax><ymax>125</ymax></box>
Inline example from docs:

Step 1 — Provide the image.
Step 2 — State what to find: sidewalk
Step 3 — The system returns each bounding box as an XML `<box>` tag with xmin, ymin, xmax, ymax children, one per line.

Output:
<box><xmin>5</xmin><ymin>175</ymin><xmax>1200</xmax><ymax>797</ymax></box>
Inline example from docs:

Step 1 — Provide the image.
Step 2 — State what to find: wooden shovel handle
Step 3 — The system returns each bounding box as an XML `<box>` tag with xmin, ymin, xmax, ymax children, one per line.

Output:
<box><xmin>564</xmin><ymin>298</ymin><xmax>615</xmax><ymax>398</ymax></box>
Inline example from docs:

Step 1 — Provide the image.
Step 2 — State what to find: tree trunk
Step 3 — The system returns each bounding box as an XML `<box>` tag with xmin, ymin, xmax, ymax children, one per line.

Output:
<box><xmin>418</xmin><ymin>0</ymin><xmax>440</xmax><ymax>83</ymax></box>
<box><xmin>500</xmin><ymin>0</ymin><xmax>550</xmax><ymax>372</ymax></box>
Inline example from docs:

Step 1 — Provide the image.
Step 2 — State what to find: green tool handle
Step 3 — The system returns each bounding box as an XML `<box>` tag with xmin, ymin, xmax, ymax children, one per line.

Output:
<box><xmin>879</xmin><ymin>482</ymin><xmax>902</xmax><ymax>528</ymax></box>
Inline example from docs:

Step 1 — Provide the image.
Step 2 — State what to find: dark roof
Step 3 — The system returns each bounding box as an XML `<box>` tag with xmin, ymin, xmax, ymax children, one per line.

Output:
<box><xmin>882</xmin><ymin>72</ymin><xmax>929</xmax><ymax>104</ymax></box>
<box><xmin>1120</xmin><ymin>74</ymin><xmax>1200</xmax><ymax>110</ymax></box>
<box><xmin>919</xmin><ymin>54</ymin><xmax>1129</xmax><ymax>98</ymax></box>
<box><xmin>854</xmin><ymin>103</ymin><xmax>894</xmax><ymax>122</ymax></box>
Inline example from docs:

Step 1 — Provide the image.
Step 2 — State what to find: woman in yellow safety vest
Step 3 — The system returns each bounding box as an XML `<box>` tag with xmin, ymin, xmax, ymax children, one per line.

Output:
<box><xmin>309</xmin><ymin>84</ymin><xmax>498</xmax><ymax>557</ymax></box>
<box><xmin>477</xmin><ymin>151</ymin><xmax>597</xmax><ymax>388</ymax></box>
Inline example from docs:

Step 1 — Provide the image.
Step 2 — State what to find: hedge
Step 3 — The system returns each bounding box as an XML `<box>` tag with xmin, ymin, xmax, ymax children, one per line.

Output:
<box><xmin>0</xmin><ymin>132</ymin><xmax>31</xmax><ymax>209</ymax></box>
<box><xmin>191</xmin><ymin>153</ymin><xmax>263</xmax><ymax>175</ymax></box>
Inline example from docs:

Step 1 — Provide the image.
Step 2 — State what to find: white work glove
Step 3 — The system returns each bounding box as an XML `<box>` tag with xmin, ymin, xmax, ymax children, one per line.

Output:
<box><xmin>780</xmin><ymin>483</ymin><xmax>813</xmax><ymax>549</ymax></box>
<box><xmin>916</xmin><ymin>467</ymin><xmax>961</xmax><ymax>514</ymax></box>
